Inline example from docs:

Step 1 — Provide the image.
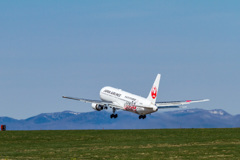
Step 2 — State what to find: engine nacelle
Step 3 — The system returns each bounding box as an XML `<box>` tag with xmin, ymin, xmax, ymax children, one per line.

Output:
<box><xmin>91</xmin><ymin>103</ymin><xmax>104</xmax><ymax>111</ymax></box>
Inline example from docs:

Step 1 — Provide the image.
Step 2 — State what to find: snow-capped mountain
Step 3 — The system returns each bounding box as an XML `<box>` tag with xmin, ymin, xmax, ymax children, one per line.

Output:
<box><xmin>0</xmin><ymin>109</ymin><xmax>239</xmax><ymax>130</ymax></box>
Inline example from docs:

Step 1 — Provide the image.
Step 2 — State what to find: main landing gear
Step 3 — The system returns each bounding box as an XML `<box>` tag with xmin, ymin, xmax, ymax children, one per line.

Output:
<box><xmin>139</xmin><ymin>115</ymin><xmax>146</xmax><ymax>119</ymax></box>
<box><xmin>110</xmin><ymin>114</ymin><xmax>118</xmax><ymax>119</ymax></box>
<box><xmin>110</xmin><ymin>107</ymin><xmax>118</xmax><ymax>119</ymax></box>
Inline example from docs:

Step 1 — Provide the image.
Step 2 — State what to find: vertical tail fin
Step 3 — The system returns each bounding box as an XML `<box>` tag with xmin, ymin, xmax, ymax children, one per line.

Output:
<box><xmin>147</xmin><ymin>74</ymin><xmax>161</xmax><ymax>104</ymax></box>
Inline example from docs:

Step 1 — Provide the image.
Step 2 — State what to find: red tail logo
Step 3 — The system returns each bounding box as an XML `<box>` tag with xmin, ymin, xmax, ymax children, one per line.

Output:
<box><xmin>151</xmin><ymin>87</ymin><xmax>157</xmax><ymax>99</ymax></box>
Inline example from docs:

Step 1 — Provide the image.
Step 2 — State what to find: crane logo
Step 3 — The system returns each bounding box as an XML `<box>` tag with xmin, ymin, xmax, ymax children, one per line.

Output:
<box><xmin>151</xmin><ymin>87</ymin><xmax>157</xmax><ymax>99</ymax></box>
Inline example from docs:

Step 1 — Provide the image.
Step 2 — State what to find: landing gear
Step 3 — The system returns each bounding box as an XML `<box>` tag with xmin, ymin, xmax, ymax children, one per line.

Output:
<box><xmin>110</xmin><ymin>114</ymin><xmax>118</xmax><ymax>119</ymax></box>
<box><xmin>110</xmin><ymin>107</ymin><xmax>118</xmax><ymax>119</ymax></box>
<box><xmin>139</xmin><ymin>115</ymin><xmax>146</xmax><ymax>119</ymax></box>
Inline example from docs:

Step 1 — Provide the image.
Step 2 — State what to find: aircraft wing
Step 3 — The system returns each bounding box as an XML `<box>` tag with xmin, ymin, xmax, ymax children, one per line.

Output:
<box><xmin>156</xmin><ymin>99</ymin><xmax>209</xmax><ymax>109</ymax></box>
<box><xmin>62</xmin><ymin>96</ymin><xmax>113</xmax><ymax>105</ymax></box>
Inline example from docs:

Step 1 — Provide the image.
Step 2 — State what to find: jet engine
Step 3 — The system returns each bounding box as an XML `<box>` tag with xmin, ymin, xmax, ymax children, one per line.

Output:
<box><xmin>91</xmin><ymin>103</ymin><xmax>104</xmax><ymax>111</ymax></box>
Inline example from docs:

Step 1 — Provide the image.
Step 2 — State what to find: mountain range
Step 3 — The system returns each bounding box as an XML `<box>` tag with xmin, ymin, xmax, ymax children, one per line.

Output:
<box><xmin>0</xmin><ymin>108</ymin><xmax>240</xmax><ymax>130</ymax></box>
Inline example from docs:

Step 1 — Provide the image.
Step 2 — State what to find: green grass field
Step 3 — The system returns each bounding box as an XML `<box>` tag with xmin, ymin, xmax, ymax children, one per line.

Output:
<box><xmin>0</xmin><ymin>128</ymin><xmax>240</xmax><ymax>159</ymax></box>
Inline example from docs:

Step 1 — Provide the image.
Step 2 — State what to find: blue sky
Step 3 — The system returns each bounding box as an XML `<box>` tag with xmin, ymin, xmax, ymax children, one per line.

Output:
<box><xmin>1</xmin><ymin>1</ymin><xmax>240</xmax><ymax>119</ymax></box>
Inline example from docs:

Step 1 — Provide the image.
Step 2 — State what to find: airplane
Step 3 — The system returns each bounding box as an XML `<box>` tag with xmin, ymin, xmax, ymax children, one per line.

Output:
<box><xmin>62</xmin><ymin>74</ymin><xmax>209</xmax><ymax>119</ymax></box>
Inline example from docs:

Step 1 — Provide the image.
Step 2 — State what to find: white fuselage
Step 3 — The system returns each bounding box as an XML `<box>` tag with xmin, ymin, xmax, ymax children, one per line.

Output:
<box><xmin>100</xmin><ymin>86</ymin><xmax>157</xmax><ymax>115</ymax></box>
